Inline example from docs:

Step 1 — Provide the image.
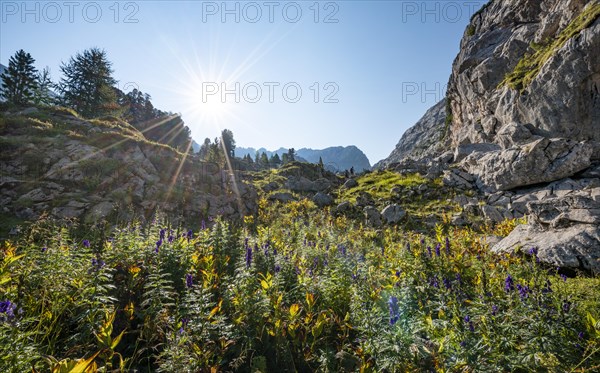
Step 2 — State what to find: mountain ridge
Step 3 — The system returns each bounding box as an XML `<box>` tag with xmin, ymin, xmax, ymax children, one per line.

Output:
<box><xmin>235</xmin><ymin>145</ymin><xmax>371</xmax><ymax>172</ymax></box>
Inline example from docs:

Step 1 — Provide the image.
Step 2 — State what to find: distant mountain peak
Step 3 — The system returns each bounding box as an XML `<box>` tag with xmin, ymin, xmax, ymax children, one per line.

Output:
<box><xmin>234</xmin><ymin>145</ymin><xmax>371</xmax><ymax>172</ymax></box>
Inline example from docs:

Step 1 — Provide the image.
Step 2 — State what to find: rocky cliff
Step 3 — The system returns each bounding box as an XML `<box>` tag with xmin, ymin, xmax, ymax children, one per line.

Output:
<box><xmin>373</xmin><ymin>100</ymin><xmax>448</xmax><ymax>169</ymax></box>
<box><xmin>0</xmin><ymin>107</ymin><xmax>257</xmax><ymax>236</ymax></box>
<box><xmin>377</xmin><ymin>0</ymin><xmax>600</xmax><ymax>272</ymax></box>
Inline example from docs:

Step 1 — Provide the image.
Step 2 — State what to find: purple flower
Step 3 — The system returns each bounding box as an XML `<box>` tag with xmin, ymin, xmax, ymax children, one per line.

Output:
<box><xmin>430</xmin><ymin>277</ymin><xmax>439</xmax><ymax>288</ymax></box>
<box><xmin>443</xmin><ymin>278</ymin><xmax>452</xmax><ymax>290</ymax></box>
<box><xmin>528</xmin><ymin>247</ymin><xmax>538</xmax><ymax>256</ymax></box>
<box><xmin>464</xmin><ymin>316</ymin><xmax>474</xmax><ymax>332</ymax></box>
<box><xmin>426</xmin><ymin>246</ymin><xmax>432</xmax><ymax>258</ymax></box>
<box><xmin>517</xmin><ymin>284</ymin><xmax>529</xmax><ymax>300</ymax></box>
<box><xmin>0</xmin><ymin>300</ymin><xmax>16</xmax><ymax>320</ymax></box>
<box><xmin>455</xmin><ymin>273</ymin><xmax>462</xmax><ymax>284</ymax></box>
<box><xmin>395</xmin><ymin>270</ymin><xmax>401</xmax><ymax>278</ymax></box>
<box><xmin>83</xmin><ymin>240</ymin><xmax>90</xmax><ymax>248</ymax></box>
<box><xmin>245</xmin><ymin>245</ymin><xmax>252</xmax><ymax>268</ymax></box>
<box><xmin>201</xmin><ymin>219</ymin><xmax>206</xmax><ymax>230</ymax></box>
<box><xmin>504</xmin><ymin>274</ymin><xmax>514</xmax><ymax>292</ymax></box>
<box><xmin>41</xmin><ymin>247</ymin><xmax>47</xmax><ymax>253</ymax></box>
<box><xmin>388</xmin><ymin>296</ymin><xmax>400</xmax><ymax>325</ymax></box>
<box><xmin>187</xmin><ymin>230</ymin><xmax>193</xmax><ymax>241</ymax></box>
<box><xmin>274</xmin><ymin>264</ymin><xmax>281</xmax><ymax>273</ymax></box>
<box><xmin>563</xmin><ymin>301</ymin><xmax>571</xmax><ymax>313</ymax></box>
<box><xmin>578</xmin><ymin>331</ymin><xmax>584</xmax><ymax>339</ymax></box>
<box><xmin>168</xmin><ymin>235</ymin><xmax>175</xmax><ymax>243</ymax></box>
<box><xmin>159</xmin><ymin>229</ymin><xmax>166</xmax><ymax>240</ymax></box>
<box><xmin>179</xmin><ymin>317</ymin><xmax>189</xmax><ymax>334</ymax></box>
<box><xmin>460</xmin><ymin>341</ymin><xmax>467</xmax><ymax>348</ymax></box>
<box><xmin>560</xmin><ymin>274</ymin><xmax>568</xmax><ymax>282</ymax></box>
<box><xmin>434</xmin><ymin>244</ymin><xmax>441</xmax><ymax>257</ymax></box>
<box><xmin>491</xmin><ymin>305</ymin><xmax>498</xmax><ymax>316</ymax></box>
<box><xmin>155</xmin><ymin>239</ymin><xmax>163</xmax><ymax>253</ymax></box>
<box><xmin>185</xmin><ymin>273</ymin><xmax>193</xmax><ymax>288</ymax></box>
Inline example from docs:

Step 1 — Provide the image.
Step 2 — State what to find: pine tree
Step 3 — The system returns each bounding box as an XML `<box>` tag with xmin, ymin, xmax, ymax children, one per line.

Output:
<box><xmin>59</xmin><ymin>48</ymin><xmax>118</xmax><ymax>117</ymax></box>
<box><xmin>0</xmin><ymin>49</ymin><xmax>38</xmax><ymax>105</ymax></box>
<box><xmin>220</xmin><ymin>129</ymin><xmax>235</xmax><ymax>158</ymax></box>
<box><xmin>287</xmin><ymin>148</ymin><xmax>296</xmax><ymax>162</ymax></box>
<box><xmin>199</xmin><ymin>138</ymin><xmax>211</xmax><ymax>159</ymax></box>
<box><xmin>270</xmin><ymin>153</ymin><xmax>281</xmax><ymax>168</ymax></box>
<box><xmin>260</xmin><ymin>152</ymin><xmax>269</xmax><ymax>168</ymax></box>
<box><xmin>318</xmin><ymin>156</ymin><xmax>324</xmax><ymax>170</ymax></box>
<box><xmin>33</xmin><ymin>67</ymin><xmax>54</xmax><ymax>106</ymax></box>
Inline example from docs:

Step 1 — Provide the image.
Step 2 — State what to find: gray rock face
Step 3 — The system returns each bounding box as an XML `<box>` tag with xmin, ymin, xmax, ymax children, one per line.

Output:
<box><xmin>312</xmin><ymin>192</ymin><xmax>334</xmax><ymax>207</ymax></box>
<box><xmin>377</xmin><ymin>0</ymin><xmax>599</xmax><ymax>193</ymax></box>
<box><xmin>381</xmin><ymin>204</ymin><xmax>406</xmax><ymax>224</ymax></box>
<box><xmin>447</xmin><ymin>1</ymin><xmax>600</xmax><ymax>147</ymax></box>
<box><xmin>492</xmin><ymin>224</ymin><xmax>600</xmax><ymax>273</ymax></box>
<box><xmin>285</xmin><ymin>177</ymin><xmax>332</xmax><ymax>193</ymax></box>
<box><xmin>268</xmin><ymin>192</ymin><xmax>296</xmax><ymax>203</ymax></box>
<box><xmin>343</xmin><ymin>178</ymin><xmax>358</xmax><ymax>189</ymax></box>
<box><xmin>374</xmin><ymin>100</ymin><xmax>448</xmax><ymax>169</ymax></box>
<box><xmin>463</xmin><ymin>138</ymin><xmax>593</xmax><ymax>191</ymax></box>
<box><xmin>364</xmin><ymin>206</ymin><xmax>382</xmax><ymax>228</ymax></box>
<box><xmin>492</xmin><ymin>191</ymin><xmax>600</xmax><ymax>272</ymax></box>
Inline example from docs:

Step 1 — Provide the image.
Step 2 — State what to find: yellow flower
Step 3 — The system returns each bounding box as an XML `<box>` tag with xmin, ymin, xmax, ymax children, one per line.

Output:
<box><xmin>128</xmin><ymin>265</ymin><xmax>141</xmax><ymax>277</ymax></box>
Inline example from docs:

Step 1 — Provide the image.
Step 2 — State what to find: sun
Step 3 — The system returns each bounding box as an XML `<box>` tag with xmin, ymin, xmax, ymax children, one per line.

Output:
<box><xmin>195</xmin><ymin>91</ymin><xmax>232</xmax><ymax>120</ymax></box>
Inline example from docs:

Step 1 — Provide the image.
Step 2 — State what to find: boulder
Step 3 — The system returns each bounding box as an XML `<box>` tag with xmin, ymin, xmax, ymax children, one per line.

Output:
<box><xmin>343</xmin><ymin>178</ymin><xmax>358</xmax><ymax>188</ymax></box>
<box><xmin>381</xmin><ymin>204</ymin><xmax>406</xmax><ymax>224</ymax></box>
<box><xmin>492</xmin><ymin>224</ymin><xmax>600</xmax><ymax>273</ymax></box>
<box><xmin>364</xmin><ymin>206</ymin><xmax>382</xmax><ymax>228</ymax></box>
<box><xmin>335</xmin><ymin>201</ymin><xmax>352</xmax><ymax>213</ymax></box>
<box><xmin>312</xmin><ymin>192</ymin><xmax>334</xmax><ymax>207</ymax></box>
<box><xmin>262</xmin><ymin>181</ymin><xmax>280</xmax><ymax>192</ymax></box>
<box><xmin>85</xmin><ymin>201</ymin><xmax>115</xmax><ymax>223</ymax></box>
<box><xmin>268</xmin><ymin>192</ymin><xmax>296</xmax><ymax>203</ymax></box>
<box><xmin>492</xmin><ymin>191</ymin><xmax>600</xmax><ymax>272</ymax></box>
<box><xmin>464</xmin><ymin>138</ymin><xmax>593</xmax><ymax>192</ymax></box>
<box><xmin>355</xmin><ymin>192</ymin><xmax>375</xmax><ymax>207</ymax></box>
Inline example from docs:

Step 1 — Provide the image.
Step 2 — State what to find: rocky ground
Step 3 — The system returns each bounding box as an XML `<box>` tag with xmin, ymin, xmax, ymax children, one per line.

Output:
<box><xmin>0</xmin><ymin>106</ymin><xmax>257</xmax><ymax>237</ymax></box>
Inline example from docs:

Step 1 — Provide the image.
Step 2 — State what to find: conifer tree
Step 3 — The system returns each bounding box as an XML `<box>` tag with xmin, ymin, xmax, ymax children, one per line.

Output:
<box><xmin>59</xmin><ymin>48</ymin><xmax>118</xmax><ymax>117</ymax></box>
<box><xmin>33</xmin><ymin>67</ymin><xmax>54</xmax><ymax>106</ymax></box>
<box><xmin>0</xmin><ymin>49</ymin><xmax>38</xmax><ymax>105</ymax></box>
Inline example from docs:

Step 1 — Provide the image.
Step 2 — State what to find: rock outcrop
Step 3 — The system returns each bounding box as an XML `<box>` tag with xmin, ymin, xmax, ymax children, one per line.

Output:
<box><xmin>492</xmin><ymin>191</ymin><xmax>600</xmax><ymax>272</ymax></box>
<box><xmin>374</xmin><ymin>100</ymin><xmax>448</xmax><ymax>169</ymax></box>
<box><xmin>375</xmin><ymin>0</ymin><xmax>600</xmax><ymax>271</ymax></box>
<box><xmin>0</xmin><ymin>107</ymin><xmax>257</xmax><ymax>233</ymax></box>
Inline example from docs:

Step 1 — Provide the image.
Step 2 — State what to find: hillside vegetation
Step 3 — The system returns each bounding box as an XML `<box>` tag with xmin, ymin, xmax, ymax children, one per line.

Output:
<box><xmin>1</xmin><ymin>168</ymin><xmax>599</xmax><ymax>372</ymax></box>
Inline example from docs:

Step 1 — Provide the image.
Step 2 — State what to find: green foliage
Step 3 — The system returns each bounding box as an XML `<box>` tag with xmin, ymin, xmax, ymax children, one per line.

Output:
<box><xmin>466</xmin><ymin>25</ymin><xmax>476</xmax><ymax>37</ymax></box>
<box><xmin>500</xmin><ymin>3</ymin><xmax>600</xmax><ymax>92</ymax></box>
<box><xmin>338</xmin><ymin>170</ymin><xmax>434</xmax><ymax>203</ymax></box>
<box><xmin>0</xmin><ymin>49</ymin><xmax>39</xmax><ymax>106</ymax></box>
<box><xmin>58</xmin><ymin>48</ymin><xmax>119</xmax><ymax>118</ymax></box>
<box><xmin>1</xmin><ymin>200</ymin><xmax>599</xmax><ymax>372</ymax></box>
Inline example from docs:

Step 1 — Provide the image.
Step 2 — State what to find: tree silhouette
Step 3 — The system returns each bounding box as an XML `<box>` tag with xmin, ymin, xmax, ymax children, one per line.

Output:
<box><xmin>0</xmin><ymin>49</ymin><xmax>38</xmax><ymax>105</ymax></box>
<box><xmin>58</xmin><ymin>48</ymin><xmax>118</xmax><ymax>117</ymax></box>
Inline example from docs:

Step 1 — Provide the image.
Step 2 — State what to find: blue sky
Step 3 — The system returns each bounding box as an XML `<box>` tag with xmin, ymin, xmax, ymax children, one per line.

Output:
<box><xmin>1</xmin><ymin>0</ymin><xmax>487</xmax><ymax>164</ymax></box>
